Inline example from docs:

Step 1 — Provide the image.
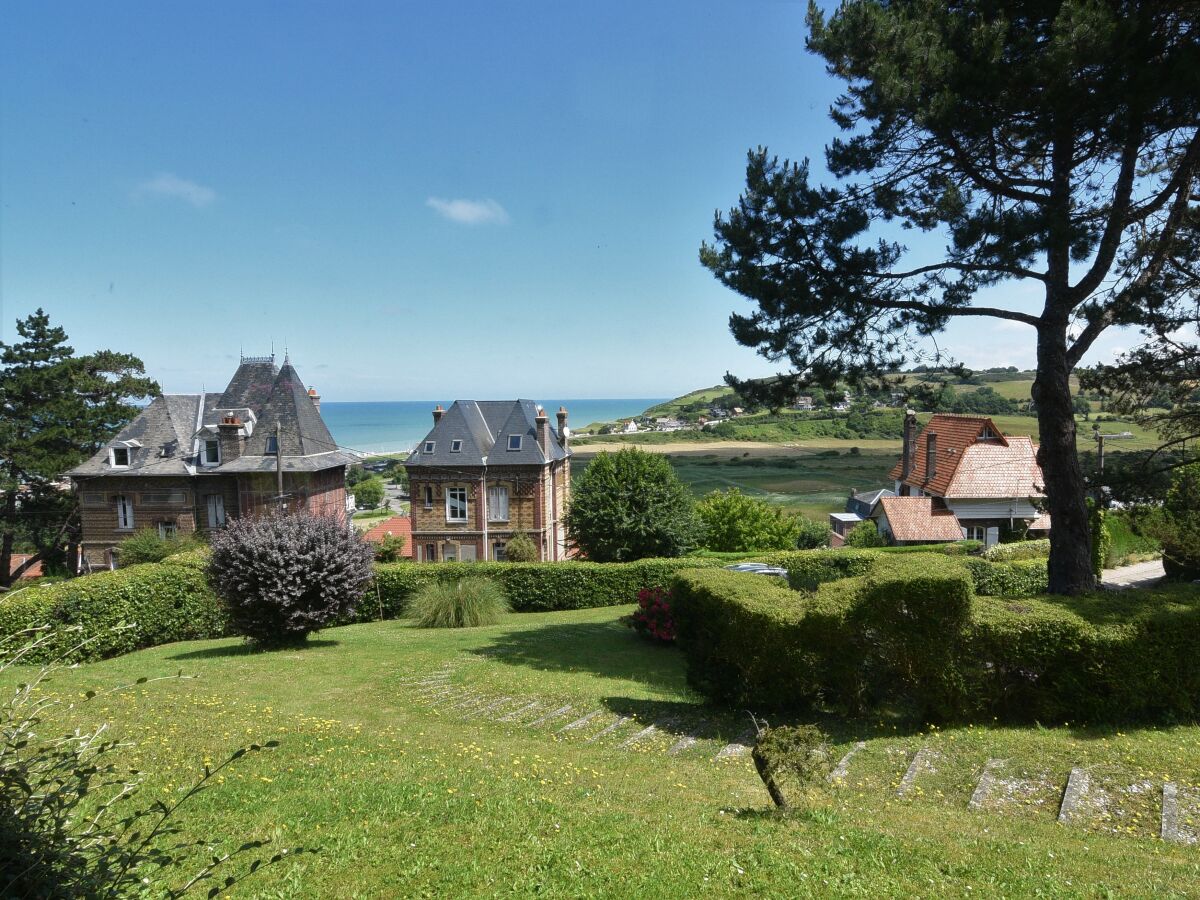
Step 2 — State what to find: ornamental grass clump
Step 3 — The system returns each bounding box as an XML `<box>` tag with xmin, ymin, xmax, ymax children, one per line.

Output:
<box><xmin>408</xmin><ymin>577</ymin><xmax>508</xmax><ymax>628</ymax></box>
<box><xmin>208</xmin><ymin>513</ymin><xmax>375</xmax><ymax>647</ymax></box>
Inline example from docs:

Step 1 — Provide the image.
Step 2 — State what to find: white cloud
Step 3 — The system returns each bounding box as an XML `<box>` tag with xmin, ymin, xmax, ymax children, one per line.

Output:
<box><xmin>425</xmin><ymin>197</ymin><xmax>509</xmax><ymax>226</ymax></box>
<box><xmin>134</xmin><ymin>173</ymin><xmax>216</xmax><ymax>208</ymax></box>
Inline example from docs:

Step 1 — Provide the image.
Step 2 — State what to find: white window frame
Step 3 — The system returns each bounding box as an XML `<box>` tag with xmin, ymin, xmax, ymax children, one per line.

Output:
<box><xmin>206</xmin><ymin>494</ymin><xmax>226</xmax><ymax>528</ymax></box>
<box><xmin>109</xmin><ymin>447</ymin><xmax>130</xmax><ymax>468</ymax></box>
<box><xmin>424</xmin><ymin>542</ymin><xmax>436</xmax><ymax>562</ymax></box>
<box><xmin>157</xmin><ymin>522</ymin><xmax>178</xmax><ymax>539</ymax></box>
<box><xmin>487</xmin><ymin>485</ymin><xmax>509</xmax><ymax>522</ymax></box>
<box><xmin>492</xmin><ymin>541</ymin><xmax>507</xmax><ymax>561</ymax></box>
<box><xmin>450</xmin><ymin>439</ymin><xmax>462</xmax><ymax>453</ymax></box>
<box><xmin>507</xmin><ymin>435</ymin><xmax>522</xmax><ymax>451</ymax></box>
<box><xmin>116</xmin><ymin>494</ymin><xmax>135</xmax><ymax>530</ymax></box>
<box><xmin>202</xmin><ymin>439</ymin><xmax>220</xmax><ymax>466</ymax></box>
<box><xmin>963</xmin><ymin>525</ymin><xmax>986</xmax><ymax>542</ymax></box>
<box><xmin>423</xmin><ymin>441</ymin><xmax>436</xmax><ymax>454</ymax></box>
<box><xmin>445</xmin><ymin>487</ymin><xmax>468</xmax><ymax>523</ymax></box>
<box><xmin>423</xmin><ymin>485</ymin><xmax>434</xmax><ymax>509</ymax></box>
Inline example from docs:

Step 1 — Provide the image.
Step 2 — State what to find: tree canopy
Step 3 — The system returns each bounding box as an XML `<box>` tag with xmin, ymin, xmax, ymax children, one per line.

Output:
<box><xmin>564</xmin><ymin>447</ymin><xmax>702</xmax><ymax>562</ymax></box>
<box><xmin>701</xmin><ymin>1</ymin><xmax>1200</xmax><ymax>594</ymax></box>
<box><xmin>696</xmin><ymin>488</ymin><xmax>826</xmax><ymax>552</ymax></box>
<box><xmin>0</xmin><ymin>309</ymin><xmax>158</xmax><ymax>584</ymax></box>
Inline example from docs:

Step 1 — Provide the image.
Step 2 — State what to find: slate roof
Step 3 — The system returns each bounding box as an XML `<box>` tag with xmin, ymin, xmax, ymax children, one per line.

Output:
<box><xmin>889</xmin><ymin>414</ymin><xmax>1040</xmax><ymax>498</ymax></box>
<box><xmin>878</xmin><ymin>496</ymin><xmax>964</xmax><ymax>543</ymax></box>
<box><xmin>847</xmin><ymin>487</ymin><xmax>895</xmax><ymax>518</ymax></box>
<box><xmin>68</xmin><ymin>356</ymin><xmax>355</xmax><ymax>478</ymax></box>
<box><xmin>405</xmin><ymin>400</ymin><xmax>570</xmax><ymax>468</ymax></box>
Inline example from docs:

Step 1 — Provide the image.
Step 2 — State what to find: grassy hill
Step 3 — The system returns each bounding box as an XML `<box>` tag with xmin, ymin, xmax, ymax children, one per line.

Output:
<box><xmin>20</xmin><ymin>610</ymin><xmax>1200</xmax><ymax>897</ymax></box>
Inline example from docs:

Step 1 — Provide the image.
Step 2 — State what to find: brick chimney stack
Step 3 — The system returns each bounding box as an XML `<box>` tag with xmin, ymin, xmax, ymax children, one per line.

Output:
<box><xmin>535</xmin><ymin>406</ymin><xmax>550</xmax><ymax>456</ymax></box>
<box><xmin>925</xmin><ymin>432</ymin><xmax>938</xmax><ymax>481</ymax></box>
<box><xmin>307</xmin><ymin>386</ymin><xmax>320</xmax><ymax>412</ymax></box>
<box><xmin>218</xmin><ymin>415</ymin><xmax>245</xmax><ymax>462</ymax></box>
<box><xmin>432</xmin><ymin>404</ymin><xmax>445</xmax><ymax>424</ymax></box>
<box><xmin>900</xmin><ymin>409</ymin><xmax>918</xmax><ymax>489</ymax></box>
<box><xmin>556</xmin><ymin>406</ymin><xmax>569</xmax><ymax>449</ymax></box>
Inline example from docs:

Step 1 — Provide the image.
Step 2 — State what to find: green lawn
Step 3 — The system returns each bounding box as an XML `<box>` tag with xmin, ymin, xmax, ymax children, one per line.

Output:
<box><xmin>20</xmin><ymin>608</ymin><xmax>1200</xmax><ymax>897</ymax></box>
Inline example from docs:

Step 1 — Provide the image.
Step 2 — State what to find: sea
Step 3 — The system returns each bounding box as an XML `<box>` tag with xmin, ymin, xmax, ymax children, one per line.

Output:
<box><xmin>320</xmin><ymin>399</ymin><xmax>667</xmax><ymax>455</ymax></box>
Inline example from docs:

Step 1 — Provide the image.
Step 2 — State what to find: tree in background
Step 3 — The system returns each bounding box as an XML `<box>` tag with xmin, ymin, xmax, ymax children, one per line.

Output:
<box><xmin>565</xmin><ymin>447</ymin><xmax>702</xmax><ymax>561</ymax></box>
<box><xmin>701</xmin><ymin>2</ymin><xmax>1200</xmax><ymax>594</ymax></box>
<box><xmin>1072</xmin><ymin>396</ymin><xmax>1092</xmax><ymax>420</ymax></box>
<box><xmin>845</xmin><ymin>521</ymin><xmax>887</xmax><ymax>549</ymax></box>
<box><xmin>1146</xmin><ymin>462</ymin><xmax>1200</xmax><ymax>580</ymax></box>
<box><xmin>351</xmin><ymin>477</ymin><xmax>385</xmax><ymax>510</ymax></box>
<box><xmin>374</xmin><ymin>533</ymin><xmax>407</xmax><ymax>563</ymax></box>
<box><xmin>0</xmin><ymin>309</ymin><xmax>158</xmax><ymax>585</ymax></box>
<box><xmin>696</xmin><ymin>488</ymin><xmax>826</xmax><ymax>552</ymax></box>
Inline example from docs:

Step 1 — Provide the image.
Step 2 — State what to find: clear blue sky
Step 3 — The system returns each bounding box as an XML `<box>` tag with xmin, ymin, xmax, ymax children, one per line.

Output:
<box><xmin>1</xmin><ymin>1</ymin><xmax>1134</xmax><ymax>400</ymax></box>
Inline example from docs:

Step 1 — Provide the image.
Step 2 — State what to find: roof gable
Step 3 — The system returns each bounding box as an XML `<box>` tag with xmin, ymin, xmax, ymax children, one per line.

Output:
<box><xmin>878</xmin><ymin>496</ymin><xmax>964</xmax><ymax>542</ymax></box>
<box><xmin>889</xmin><ymin>414</ymin><xmax>1010</xmax><ymax>495</ymax></box>
<box><xmin>406</xmin><ymin>399</ymin><xmax>568</xmax><ymax>467</ymax></box>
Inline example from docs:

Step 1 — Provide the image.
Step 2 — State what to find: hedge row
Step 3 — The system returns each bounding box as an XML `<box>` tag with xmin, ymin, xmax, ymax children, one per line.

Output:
<box><xmin>671</xmin><ymin>552</ymin><xmax>1200</xmax><ymax>723</ymax></box>
<box><xmin>982</xmin><ymin>539</ymin><xmax>1051</xmax><ymax>562</ymax></box>
<box><xmin>0</xmin><ymin>555</ymin><xmax>727</xmax><ymax>663</ymax></box>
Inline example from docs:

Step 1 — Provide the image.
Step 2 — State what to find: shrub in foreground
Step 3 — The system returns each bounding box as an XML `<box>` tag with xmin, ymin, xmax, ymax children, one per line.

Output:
<box><xmin>843</xmin><ymin>521</ymin><xmax>887</xmax><ymax>548</ymax></box>
<box><xmin>624</xmin><ymin>587</ymin><xmax>676</xmax><ymax>643</ymax></box>
<box><xmin>208</xmin><ymin>514</ymin><xmax>375</xmax><ymax>646</ymax></box>
<box><xmin>408</xmin><ymin>577</ymin><xmax>508</xmax><ymax>628</ymax></box>
<box><xmin>118</xmin><ymin>526</ymin><xmax>204</xmax><ymax>565</ymax></box>
<box><xmin>503</xmin><ymin>531</ymin><xmax>539</xmax><ymax>562</ymax></box>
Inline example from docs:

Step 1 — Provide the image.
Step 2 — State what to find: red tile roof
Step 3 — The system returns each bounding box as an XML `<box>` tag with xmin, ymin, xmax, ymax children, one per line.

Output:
<box><xmin>878</xmin><ymin>496</ymin><xmax>964</xmax><ymax>543</ymax></box>
<box><xmin>889</xmin><ymin>414</ymin><xmax>1043</xmax><ymax>499</ymax></box>
<box><xmin>1028</xmin><ymin>511</ymin><xmax>1052</xmax><ymax>531</ymax></box>
<box><xmin>362</xmin><ymin>516</ymin><xmax>413</xmax><ymax>556</ymax></box>
<box><xmin>9</xmin><ymin>554</ymin><xmax>44</xmax><ymax>578</ymax></box>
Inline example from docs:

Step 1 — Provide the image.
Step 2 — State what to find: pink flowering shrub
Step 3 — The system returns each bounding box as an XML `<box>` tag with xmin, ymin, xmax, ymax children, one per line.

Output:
<box><xmin>625</xmin><ymin>587</ymin><xmax>676</xmax><ymax>644</ymax></box>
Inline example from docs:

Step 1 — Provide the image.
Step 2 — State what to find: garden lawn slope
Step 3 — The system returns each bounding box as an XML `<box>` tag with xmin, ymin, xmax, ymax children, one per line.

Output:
<box><xmin>11</xmin><ymin>608</ymin><xmax>1200</xmax><ymax>897</ymax></box>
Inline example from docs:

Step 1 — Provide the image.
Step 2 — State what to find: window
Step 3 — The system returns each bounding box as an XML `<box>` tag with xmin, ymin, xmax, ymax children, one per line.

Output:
<box><xmin>157</xmin><ymin>522</ymin><xmax>177</xmax><ymax>539</ymax></box>
<box><xmin>446</xmin><ymin>487</ymin><xmax>467</xmax><ymax>522</ymax></box>
<box><xmin>424</xmin><ymin>543</ymin><xmax>436</xmax><ymax>562</ymax></box>
<box><xmin>423</xmin><ymin>441</ymin><xmax>436</xmax><ymax>453</ymax></box>
<box><xmin>206</xmin><ymin>494</ymin><xmax>226</xmax><ymax>528</ymax></box>
<box><xmin>507</xmin><ymin>435</ymin><xmax>522</xmax><ymax>451</ymax></box>
<box><xmin>110</xmin><ymin>447</ymin><xmax>130</xmax><ymax>467</ymax></box>
<box><xmin>964</xmin><ymin>525</ymin><xmax>986</xmax><ymax>541</ymax></box>
<box><xmin>116</xmin><ymin>495</ymin><xmax>134</xmax><ymax>530</ymax></box>
<box><xmin>443</xmin><ymin>544</ymin><xmax>458</xmax><ymax>562</ymax></box>
<box><xmin>203</xmin><ymin>439</ymin><xmax>220</xmax><ymax>465</ymax></box>
<box><xmin>450</xmin><ymin>439</ymin><xmax>462</xmax><ymax>453</ymax></box>
<box><xmin>487</xmin><ymin>485</ymin><xmax>509</xmax><ymax>522</ymax></box>
<box><xmin>423</xmin><ymin>485</ymin><xmax>434</xmax><ymax>508</ymax></box>
<box><xmin>492</xmin><ymin>541</ymin><xmax>507</xmax><ymax>562</ymax></box>
<box><xmin>266</xmin><ymin>435</ymin><xmax>279</xmax><ymax>454</ymax></box>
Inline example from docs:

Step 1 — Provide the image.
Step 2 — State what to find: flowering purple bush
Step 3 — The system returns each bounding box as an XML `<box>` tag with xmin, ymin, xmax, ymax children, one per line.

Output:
<box><xmin>625</xmin><ymin>587</ymin><xmax>676</xmax><ymax>644</ymax></box>
<box><xmin>208</xmin><ymin>513</ymin><xmax>375</xmax><ymax>646</ymax></box>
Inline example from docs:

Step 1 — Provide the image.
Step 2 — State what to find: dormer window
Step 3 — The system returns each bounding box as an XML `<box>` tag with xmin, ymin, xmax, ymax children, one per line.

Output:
<box><xmin>507</xmin><ymin>435</ymin><xmax>522</xmax><ymax>451</ymax></box>
<box><xmin>978</xmin><ymin>426</ymin><xmax>998</xmax><ymax>441</ymax></box>
<box><xmin>450</xmin><ymin>440</ymin><xmax>463</xmax><ymax>453</ymax></box>
<box><xmin>202</xmin><ymin>439</ymin><xmax>220</xmax><ymax>466</ymax></box>
<box><xmin>424</xmin><ymin>441</ymin><xmax>436</xmax><ymax>454</ymax></box>
<box><xmin>266</xmin><ymin>435</ymin><xmax>279</xmax><ymax>455</ymax></box>
<box><xmin>110</xmin><ymin>447</ymin><xmax>130</xmax><ymax>468</ymax></box>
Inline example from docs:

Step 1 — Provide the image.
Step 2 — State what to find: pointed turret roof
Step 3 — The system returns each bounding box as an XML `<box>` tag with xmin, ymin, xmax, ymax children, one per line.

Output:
<box><xmin>243</xmin><ymin>360</ymin><xmax>337</xmax><ymax>457</ymax></box>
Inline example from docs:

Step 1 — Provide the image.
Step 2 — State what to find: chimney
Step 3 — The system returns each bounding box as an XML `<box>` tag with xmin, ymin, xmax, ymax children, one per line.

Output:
<box><xmin>218</xmin><ymin>415</ymin><xmax>245</xmax><ymax>462</ymax></box>
<box><xmin>556</xmin><ymin>406</ymin><xmax>569</xmax><ymax>448</ymax></box>
<box><xmin>901</xmin><ymin>409</ymin><xmax>918</xmax><ymax>483</ymax></box>
<box><xmin>432</xmin><ymin>404</ymin><xmax>445</xmax><ymax>424</ymax></box>
<box><xmin>926</xmin><ymin>432</ymin><xmax>938</xmax><ymax>481</ymax></box>
<box><xmin>307</xmin><ymin>386</ymin><xmax>320</xmax><ymax>412</ymax></box>
<box><xmin>535</xmin><ymin>406</ymin><xmax>550</xmax><ymax>456</ymax></box>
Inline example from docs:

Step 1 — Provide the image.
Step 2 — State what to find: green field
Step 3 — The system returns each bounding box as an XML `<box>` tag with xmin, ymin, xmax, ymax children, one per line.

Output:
<box><xmin>19</xmin><ymin>609</ymin><xmax>1200</xmax><ymax>897</ymax></box>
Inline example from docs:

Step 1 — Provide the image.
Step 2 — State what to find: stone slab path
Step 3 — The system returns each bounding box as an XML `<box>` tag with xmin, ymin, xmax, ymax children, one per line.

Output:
<box><xmin>1102</xmin><ymin>559</ymin><xmax>1165</xmax><ymax>589</ymax></box>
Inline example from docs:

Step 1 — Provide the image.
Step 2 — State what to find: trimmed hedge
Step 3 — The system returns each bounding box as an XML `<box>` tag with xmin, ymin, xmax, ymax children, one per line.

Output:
<box><xmin>756</xmin><ymin>549</ymin><xmax>879</xmax><ymax>591</ymax></box>
<box><xmin>372</xmin><ymin>558</ymin><xmax>725</xmax><ymax>616</ymax></box>
<box><xmin>961</xmin><ymin>557</ymin><xmax>1049</xmax><ymax>597</ymax></box>
<box><xmin>982</xmin><ymin>539</ymin><xmax>1050</xmax><ymax>562</ymax></box>
<box><xmin>672</xmin><ymin>552</ymin><xmax>1200</xmax><ymax>723</ymax></box>
<box><xmin>0</xmin><ymin>562</ymin><xmax>229</xmax><ymax>664</ymax></box>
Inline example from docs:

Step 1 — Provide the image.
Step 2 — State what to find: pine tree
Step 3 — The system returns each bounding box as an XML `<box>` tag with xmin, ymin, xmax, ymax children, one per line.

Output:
<box><xmin>701</xmin><ymin>1</ymin><xmax>1200</xmax><ymax>594</ymax></box>
<box><xmin>0</xmin><ymin>310</ymin><xmax>158</xmax><ymax>585</ymax></box>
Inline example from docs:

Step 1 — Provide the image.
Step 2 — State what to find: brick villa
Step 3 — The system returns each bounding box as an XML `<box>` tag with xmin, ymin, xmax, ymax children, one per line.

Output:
<box><xmin>68</xmin><ymin>355</ymin><xmax>356</xmax><ymax>569</ymax></box>
<box><xmin>405</xmin><ymin>401</ymin><xmax>571</xmax><ymax>562</ymax></box>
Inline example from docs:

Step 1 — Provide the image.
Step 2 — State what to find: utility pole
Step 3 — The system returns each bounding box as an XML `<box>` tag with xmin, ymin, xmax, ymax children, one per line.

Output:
<box><xmin>1091</xmin><ymin>424</ymin><xmax>1134</xmax><ymax>506</ymax></box>
<box><xmin>274</xmin><ymin>420</ymin><xmax>291</xmax><ymax>514</ymax></box>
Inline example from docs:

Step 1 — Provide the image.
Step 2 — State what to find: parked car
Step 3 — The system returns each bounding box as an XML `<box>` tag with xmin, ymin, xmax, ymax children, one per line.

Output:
<box><xmin>722</xmin><ymin>562</ymin><xmax>788</xmax><ymax>579</ymax></box>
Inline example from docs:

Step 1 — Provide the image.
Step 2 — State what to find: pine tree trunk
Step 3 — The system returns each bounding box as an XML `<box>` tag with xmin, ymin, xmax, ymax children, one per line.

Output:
<box><xmin>0</xmin><ymin>490</ymin><xmax>16</xmax><ymax>589</ymax></box>
<box><xmin>1032</xmin><ymin>325</ymin><xmax>1096</xmax><ymax>595</ymax></box>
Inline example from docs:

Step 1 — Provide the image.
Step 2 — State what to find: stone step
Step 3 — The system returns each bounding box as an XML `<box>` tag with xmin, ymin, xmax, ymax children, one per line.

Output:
<box><xmin>968</xmin><ymin>759</ymin><xmax>1006</xmax><ymax>810</ymax></box>
<box><xmin>668</xmin><ymin>734</ymin><xmax>699</xmax><ymax>755</ymax></box>
<box><xmin>829</xmin><ymin>741</ymin><xmax>867</xmax><ymax>784</ymax></box>
<box><xmin>428</xmin><ymin>689</ymin><xmax>475</xmax><ymax>708</ymax></box>
<box><xmin>527</xmin><ymin>705</ymin><xmax>574</xmax><ymax>729</ymax></box>
<box><xmin>466</xmin><ymin>697</ymin><xmax>516</xmax><ymax>719</ymax></box>
<box><xmin>897</xmin><ymin>747</ymin><xmax>939</xmax><ymax>797</ymax></box>
<box><xmin>558</xmin><ymin>710</ymin><xmax>604</xmax><ymax>733</ymax></box>
<box><xmin>586</xmin><ymin>716</ymin><xmax>632</xmax><ymax>743</ymax></box>
<box><xmin>1161</xmin><ymin>782</ymin><xmax>1198</xmax><ymax>845</ymax></box>
<box><xmin>496</xmin><ymin>701</ymin><xmax>544</xmax><ymax>723</ymax></box>
<box><xmin>714</xmin><ymin>728</ymin><xmax>756</xmax><ymax>761</ymax></box>
<box><xmin>445</xmin><ymin>693</ymin><xmax>489</xmax><ymax>712</ymax></box>
<box><xmin>1058</xmin><ymin>767</ymin><xmax>1109</xmax><ymax>825</ymax></box>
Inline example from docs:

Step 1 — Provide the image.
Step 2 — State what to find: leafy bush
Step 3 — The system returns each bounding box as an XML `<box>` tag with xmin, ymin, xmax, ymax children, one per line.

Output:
<box><xmin>751</xmin><ymin>723</ymin><xmax>831</xmax><ymax>809</ymax></box>
<box><xmin>696</xmin><ymin>488</ymin><xmax>822</xmax><ymax>552</ymax></box>
<box><xmin>503</xmin><ymin>531</ymin><xmax>539</xmax><ymax>562</ymax></box>
<box><xmin>759</xmin><ymin>548</ymin><xmax>880</xmax><ymax>591</ymax></box>
<box><xmin>565</xmin><ymin>447</ymin><xmax>702</xmax><ymax>560</ymax></box>
<box><xmin>1146</xmin><ymin>463</ymin><xmax>1200</xmax><ymax>580</ymax></box>
<box><xmin>962</xmin><ymin>557</ymin><xmax>1048</xmax><ymax>597</ymax></box>
<box><xmin>208</xmin><ymin>514</ymin><xmax>375</xmax><ymax>647</ymax></box>
<box><xmin>1105</xmin><ymin>510</ymin><xmax>1160</xmax><ymax>567</ymax></box>
<box><xmin>374</xmin><ymin>533</ymin><xmax>407</xmax><ymax>563</ymax></box>
<box><xmin>844</xmin><ymin>521</ymin><xmax>886</xmax><ymax>548</ymax></box>
<box><xmin>982</xmin><ymin>539</ymin><xmax>1050</xmax><ymax>562</ymax></box>
<box><xmin>1090</xmin><ymin>501</ymin><xmax>1112</xmax><ymax>580</ymax></box>
<box><xmin>351</xmin><ymin>477</ymin><xmax>386</xmax><ymax>509</ymax></box>
<box><xmin>0</xmin><ymin>563</ymin><xmax>227</xmax><ymax>664</ymax></box>
<box><xmin>118</xmin><ymin>526</ymin><xmax>204</xmax><ymax>565</ymax></box>
<box><xmin>624</xmin><ymin>587</ymin><xmax>675</xmax><ymax>643</ymax></box>
<box><xmin>408</xmin><ymin>577</ymin><xmax>509</xmax><ymax>628</ymax></box>
<box><xmin>672</xmin><ymin>552</ymin><xmax>1200</xmax><ymax>724</ymax></box>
